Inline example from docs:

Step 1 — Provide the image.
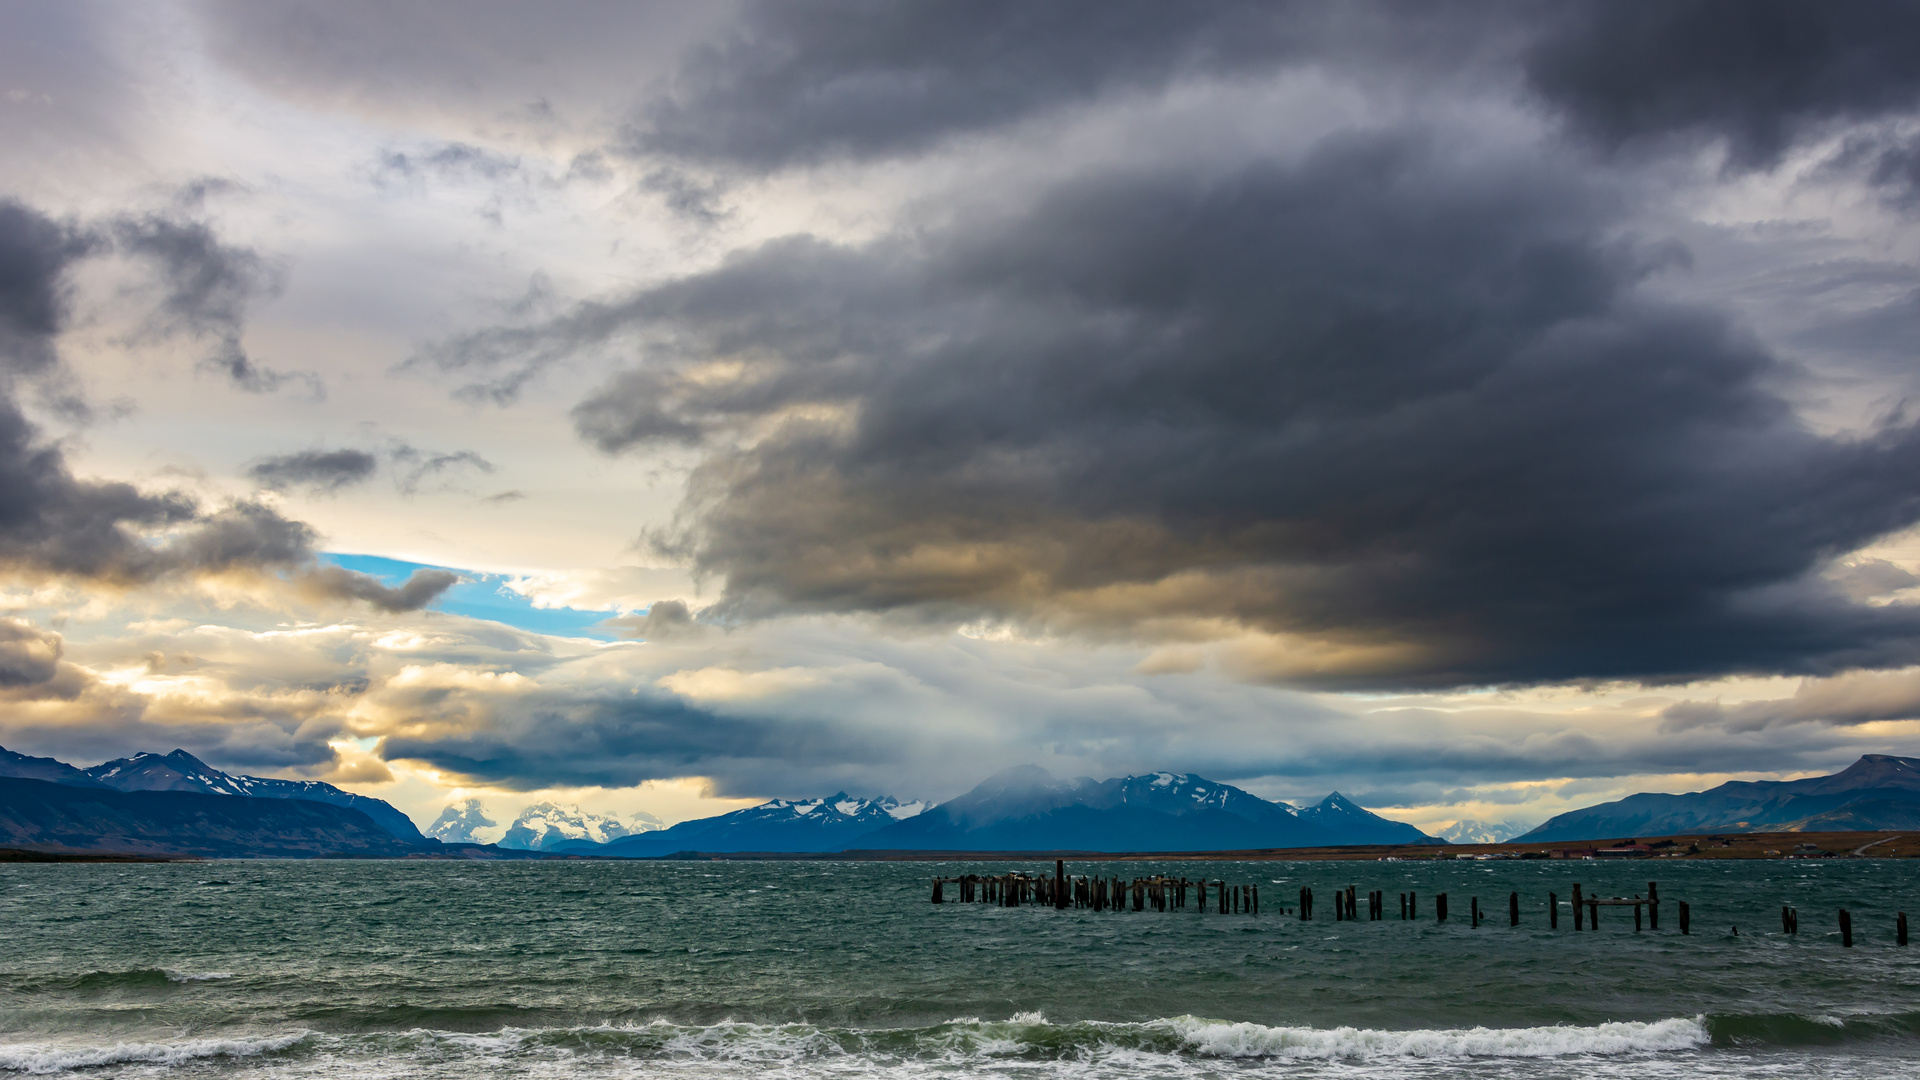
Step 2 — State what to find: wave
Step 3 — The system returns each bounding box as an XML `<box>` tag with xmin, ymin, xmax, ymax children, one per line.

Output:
<box><xmin>10</xmin><ymin>1012</ymin><xmax>1916</xmax><ymax>1074</ymax></box>
<box><xmin>1168</xmin><ymin>1015</ymin><xmax>1709</xmax><ymax>1059</ymax></box>
<box><xmin>3</xmin><ymin>969</ymin><xmax>233</xmax><ymax>993</ymax></box>
<box><xmin>0</xmin><ymin>1034</ymin><xmax>308</xmax><ymax>1075</ymax></box>
<box><xmin>1705</xmin><ymin>1010</ymin><xmax>1920</xmax><ymax>1047</ymax></box>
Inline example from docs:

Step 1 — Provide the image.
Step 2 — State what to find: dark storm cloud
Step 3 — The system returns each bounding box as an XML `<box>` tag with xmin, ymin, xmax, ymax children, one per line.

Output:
<box><xmin>630</xmin><ymin>0</ymin><xmax>1529</xmax><ymax>171</ymax></box>
<box><xmin>1524</xmin><ymin>0</ymin><xmax>1920</xmax><ymax>168</ymax></box>
<box><xmin>300</xmin><ymin>564</ymin><xmax>462</xmax><ymax>614</ymax></box>
<box><xmin>380</xmin><ymin>684</ymin><xmax>907</xmax><ymax>793</ymax></box>
<box><xmin>247</xmin><ymin>449</ymin><xmax>380</xmax><ymax>494</ymax></box>
<box><xmin>460</xmin><ymin>130</ymin><xmax>1920</xmax><ymax>688</ymax></box>
<box><xmin>111</xmin><ymin>213</ymin><xmax>319</xmax><ymax>395</ymax></box>
<box><xmin>603</xmin><ymin>599</ymin><xmax>701</xmax><ymax>640</ymax></box>
<box><xmin>0</xmin><ymin>201</ymin><xmax>99</xmax><ymax>377</ymax></box>
<box><xmin>0</xmin><ymin>198</ymin><xmax>449</xmax><ymax>611</ymax></box>
<box><xmin>246</xmin><ymin>443</ymin><xmax>492</xmax><ymax>497</ymax></box>
<box><xmin>388</xmin><ymin>444</ymin><xmax>494</xmax><ymax>494</ymax></box>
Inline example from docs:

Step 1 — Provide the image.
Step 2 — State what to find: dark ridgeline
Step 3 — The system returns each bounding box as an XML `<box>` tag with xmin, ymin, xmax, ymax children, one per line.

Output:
<box><xmin>1520</xmin><ymin>755</ymin><xmax>1920</xmax><ymax>841</ymax></box>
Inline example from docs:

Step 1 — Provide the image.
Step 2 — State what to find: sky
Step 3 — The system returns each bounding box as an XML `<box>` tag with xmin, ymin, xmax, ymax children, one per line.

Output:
<box><xmin>5</xmin><ymin>0</ymin><xmax>1920</xmax><ymax>834</ymax></box>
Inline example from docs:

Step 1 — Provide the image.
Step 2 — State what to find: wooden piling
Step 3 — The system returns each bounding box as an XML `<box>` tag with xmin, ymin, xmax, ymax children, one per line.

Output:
<box><xmin>1510</xmin><ymin>891</ymin><xmax>1519</xmax><ymax>927</ymax></box>
<box><xmin>1634</xmin><ymin>900</ymin><xmax>1642</xmax><ymax>932</ymax></box>
<box><xmin>1782</xmin><ymin>905</ymin><xmax>1792</xmax><ymax>934</ymax></box>
<box><xmin>1437</xmin><ymin>892</ymin><xmax>1448</xmax><ymax>922</ymax></box>
<box><xmin>1252</xmin><ymin>885</ymin><xmax>1259</xmax><ymax>915</ymax></box>
<box><xmin>1899</xmin><ymin>912</ymin><xmax>1908</xmax><ymax>946</ymax></box>
<box><xmin>932</xmin><ymin>880</ymin><xmax>943</xmax><ymax>904</ymax></box>
<box><xmin>1679</xmin><ymin>900</ymin><xmax>1690</xmax><ymax>935</ymax></box>
<box><xmin>1471</xmin><ymin>896</ymin><xmax>1479</xmax><ymax>928</ymax></box>
<box><xmin>1056</xmin><ymin>860</ymin><xmax>1066</xmax><ymax>910</ymax></box>
<box><xmin>1588</xmin><ymin>898</ymin><xmax>1598</xmax><ymax>929</ymax></box>
<box><xmin>1648</xmin><ymin>882</ymin><xmax>1659</xmax><ymax>930</ymax></box>
<box><xmin>1400</xmin><ymin>892</ymin><xmax>1407</xmax><ymax>920</ymax></box>
<box><xmin>1840</xmin><ymin>908</ymin><xmax>1853</xmax><ymax>948</ymax></box>
<box><xmin>1550</xmin><ymin>892</ymin><xmax>1558</xmax><ymax>929</ymax></box>
<box><xmin>1408</xmin><ymin>891</ymin><xmax>1416</xmax><ymax>919</ymax></box>
<box><xmin>1572</xmin><ymin>884</ymin><xmax>1583</xmax><ymax>931</ymax></box>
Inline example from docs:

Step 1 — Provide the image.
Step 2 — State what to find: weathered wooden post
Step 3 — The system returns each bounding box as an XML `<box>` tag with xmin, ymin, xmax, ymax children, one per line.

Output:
<box><xmin>1648</xmin><ymin>882</ymin><xmax>1659</xmax><ymax>929</ymax></box>
<box><xmin>1571</xmin><ymin>884</ymin><xmax>1583</xmax><ymax>930</ymax></box>
<box><xmin>1550</xmin><ymin>892</ymin><xmax>1558</xmax><ymax>929</ymax></box>
<box><xmin>1679</xmin><ymin>900</ymin><xmax>1690</xmax><ymax>935</ymax></box>
<box><xmin>1437</xmin><ymin>892</ymin><xmax>1449</xmax><ymax>922</ymax></box>
<box><xmin>1510</xmin><ymin>891</ymin><xmax>1519</xmax><ymax>927</ymax></box>
<box><xmin>1634</xmin><ymin>900</ymin><xmax>1642</xmax><ymax>932</ymax></box>
<box><xmin>1588</xmin><ymin>897</ymin><xmax>1598</xmax><ymax>929</ymax></box>
<box><xmin>1220</xmin><ymin>881</ymin><xmax>1228</xmax><ymax>915</ymax></box>
<box><xmin>1299</xmin><ymin>885</ymin><xmax>1308</xmax><ymax>919</ymax></box>
<box><xmin>1782</xmin><ymin>905</ymin><xmax>1792</xmax><ymax>934</ymax></box>
<box><xmin>1471</xmin><ymin>896</ymin><xmax>1480</xmax><ymax>928</ymax></box>
<box><xmin>1400</xmin><ymin>892</ymin><xmax>1408</xmax><ymax>919</ymax></box>
<box><xmin>1899</xmin><ymin>912</ymin><xmax>1908</xmax><ymax>946</ymax></box>
<box><xmin>932</xmin><ymin>879</ymin><xmax>944</xmax><ymax>903</ymax></box>
<box><xmin>1057</xmin><ymin>860</ymin><xmax>1067</xmax><ymax>910</ymax></box>
<box><xmin>1253</xmin><ymin>885</ymin><xmax>1259</xmax><ymax>915</ymax></box>
<box><xmin>1840</xmin><ymin>908</ymin><xmax>1853</xmax><ymax>947</ymax></box>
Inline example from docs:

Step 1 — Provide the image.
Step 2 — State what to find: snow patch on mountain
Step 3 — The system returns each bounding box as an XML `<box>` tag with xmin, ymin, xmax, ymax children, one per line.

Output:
<box><xmin>498</xmin><ymin>802</ymin><xmax>665</xmax><ymax>851</ymax></box>
<box><xmin>427</xmin><ymin>798</ymin><xmax>504</xmax><ymax>845</ymax></box>
<box><xmin>1440</xmin><ymin>819</ymin><xmax>1536</xmax><ymax>844</ymax></box>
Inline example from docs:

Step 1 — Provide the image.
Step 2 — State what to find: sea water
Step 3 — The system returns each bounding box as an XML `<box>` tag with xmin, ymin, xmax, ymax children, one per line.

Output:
<box><xmin>1</xmin><ymin>857</ymin><xmax>1916</xmax><ymax>1078</ymax></box>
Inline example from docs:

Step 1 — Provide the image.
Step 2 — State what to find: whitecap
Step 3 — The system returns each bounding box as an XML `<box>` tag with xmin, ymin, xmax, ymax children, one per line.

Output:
<box><xmin>0</xmin><ymin>1033</ymin><xmax>308</xmax><ymax>1075</ymax></box>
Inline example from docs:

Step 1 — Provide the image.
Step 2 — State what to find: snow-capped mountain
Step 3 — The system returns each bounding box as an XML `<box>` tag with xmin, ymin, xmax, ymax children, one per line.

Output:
<box><xmin>498</xmin><ymin>802</ymin><xmax>663</xmax><ymax>851</ymax></box>
<box><xmin>79</xmin><ymin>749</ymin><xmax>424</xmax><ymax>841</ymax></box>
<box><xmin>1440</xmin><ymin>819</ymin><xmax>1535</xmax><ymax>844</ymax></box>
<box><xmin>859</xmin><ymin>767</ymin><xmax>1348</xmax><ymax>852</ymax></box>
<box><xmin>1294</xmin><ymin>792</ymin><xmax>1437</xmax><ymax>846</ymax></box>
<box><xmin>427</xmin><ymin>797</ymin><xmax>503</xmax><ymax>845</ymax></box>
<box><xmin>581</xmin><ymin>793</ymin><xmax>926</xmax><ymax>856</ymax></box>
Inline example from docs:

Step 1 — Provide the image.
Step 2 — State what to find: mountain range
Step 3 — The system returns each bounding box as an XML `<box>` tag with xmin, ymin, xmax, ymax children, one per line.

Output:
<box><xmin>1440</xmin><ymin>819</ymin><xmax>1537</xmax><ymax>844</ymax></box>
<box><xmin>1519</xmin><ymin>755</ymin><xmax>1920</xmax><ymax>842</ymax></box>
<box><xmin>566</xmin><ymin>793</ymin><xmax>930</xmax><ymax>856</ymax></box>
<box><xmin>554</xmin><ymin>767</ymin><xmax>1437</xmax><ymax>855</ymax></box>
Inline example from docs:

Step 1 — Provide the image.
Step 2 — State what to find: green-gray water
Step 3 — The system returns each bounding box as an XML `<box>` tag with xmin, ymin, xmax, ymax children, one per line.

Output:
<box><xmin>2</xmin><ymin>858</ymin><xmax>1917</xmax><ymax>1078</ymax></box>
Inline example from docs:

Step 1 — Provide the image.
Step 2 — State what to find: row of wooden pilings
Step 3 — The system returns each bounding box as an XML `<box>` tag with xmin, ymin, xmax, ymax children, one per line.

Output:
<box><xmin>930</xmin><ymin>860</ymin><xmax>1261</xmax><ymax>913</ymax></box>
<box><xmin>930</xmin><ymin>870</ymin><xmax>1913</xmax><ymax>945</ymax></box>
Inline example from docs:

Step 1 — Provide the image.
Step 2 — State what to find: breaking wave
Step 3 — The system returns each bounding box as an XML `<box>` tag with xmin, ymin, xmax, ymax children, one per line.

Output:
<box><xmin>0</xmin><ymin>1034</ymin><xmax>308</xmax><ymax>1075</ymax></box>
<box><xmin>0</xmin><ymin>1015</ymin><xmax>1714</xmax><ymax>1074</ymax></box>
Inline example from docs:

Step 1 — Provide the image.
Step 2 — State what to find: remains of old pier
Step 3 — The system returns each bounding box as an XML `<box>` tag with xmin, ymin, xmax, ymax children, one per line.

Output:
<box><xmin>928</xmin><ymin>870</ymin><xmax>1908</xmax><ymax>945</ymax></box>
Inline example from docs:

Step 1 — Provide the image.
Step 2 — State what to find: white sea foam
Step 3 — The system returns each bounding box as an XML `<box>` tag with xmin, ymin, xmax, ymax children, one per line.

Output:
<box><xmin>1168</xmin><ymin>1015</ymin><xmax>1710</xmax><ymax>1059</ymax></box>
<box><xmin>0</xmin><ymin>1017</ymin><xmax>1712</xmax><ymax>1075</ymax></box>
<box><xmin>0</xmin><ymin>1033</ymin><xmax>308</xmax><ymax>1074</ymax></box>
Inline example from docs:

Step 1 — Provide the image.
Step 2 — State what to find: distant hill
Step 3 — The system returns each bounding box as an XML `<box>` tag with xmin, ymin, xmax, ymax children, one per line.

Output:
<box><xmin>578</xmin><ymin>793</ymin><xmax>927</xmax><ymax>856</ymax></box>
<box><xmin>80</xmin><ymin>749</ymin><xmax>424</xmax><ymax>842</ymax></box>
<box><xmin>0</xmin><ymin>777</ymin><xmax>419</xmax><ymax>857</ymax></box>
<box><xmin>1520</xmin><ymin>755</ymin><xmax>1920</xmax><ymax>842</ymax></box>
<box><xmin>0</xmin><ymin>747</ymin><xmax>108</xmax><ymax>788</ymax></box>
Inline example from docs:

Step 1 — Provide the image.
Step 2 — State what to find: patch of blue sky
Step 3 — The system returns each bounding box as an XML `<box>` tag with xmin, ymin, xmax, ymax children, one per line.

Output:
<box><xmin>322</xmin><ymin>553</ymin><xmax>623</xmax><ymax>639</ymax></box>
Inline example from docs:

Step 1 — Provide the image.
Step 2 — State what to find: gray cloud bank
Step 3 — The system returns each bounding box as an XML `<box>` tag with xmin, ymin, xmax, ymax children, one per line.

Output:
<box><xmin>409</xmin><ymin>1</ymin><xmax>1920</xmax><ymax>691</ymax></box>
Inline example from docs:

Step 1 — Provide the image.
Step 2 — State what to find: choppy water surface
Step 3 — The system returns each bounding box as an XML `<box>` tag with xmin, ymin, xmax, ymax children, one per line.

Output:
<box><xmin>1</xmin><ymin>858</ymin><xmax>1917</xmax><ymax>1078</ymax></box>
